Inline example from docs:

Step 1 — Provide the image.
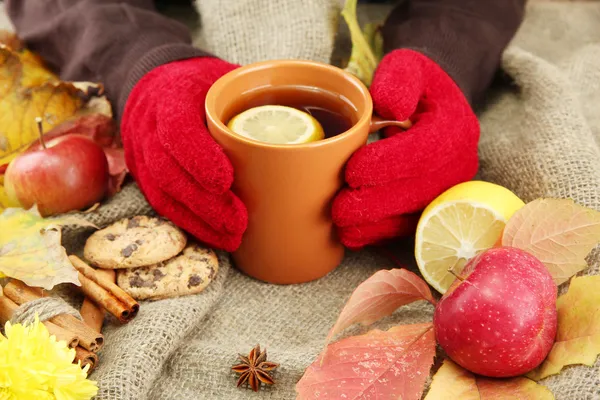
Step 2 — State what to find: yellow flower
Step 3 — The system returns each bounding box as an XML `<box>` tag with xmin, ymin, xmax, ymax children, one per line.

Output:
<box><xmin>0</xmin><ymin>316</ymin><xmax>98</xmax><ymax>400</ymax></box>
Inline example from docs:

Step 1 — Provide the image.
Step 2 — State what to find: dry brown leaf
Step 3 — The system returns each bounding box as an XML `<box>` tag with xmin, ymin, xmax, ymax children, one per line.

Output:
<box><xmin>71</xmin><ymin>81</ymin><xmax>112</xmax><ymax>118</ymax></box>
<box><xmin>0</xmin><ymin>31</ymin><xmax>24</xmax><ymax>51</ymax></box>
<box><xmin>425</xmin><ymin>359</ymin><xmax>554</xmax><ymax>400</ymax></box>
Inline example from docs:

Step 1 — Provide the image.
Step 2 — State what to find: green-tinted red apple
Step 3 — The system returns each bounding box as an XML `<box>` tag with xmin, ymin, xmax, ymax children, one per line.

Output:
<box><xmin>433</xmin><ymin>247</ymin><xmax>557</xmax><ymax>377</ymax></box>
<box><xmin>4</xmin><ymin>134</ymin><xmax>109</xmax><ymax>216</ymax></box>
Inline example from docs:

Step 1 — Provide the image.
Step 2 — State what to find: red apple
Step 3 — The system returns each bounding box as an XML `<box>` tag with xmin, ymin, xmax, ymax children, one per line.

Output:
<box><xmin>4</xmin><ymin>134</ymin><xmax>109</xmax><ymax>216</ymax></box>
<box><xmin>433</xmin><ymin>247</ymin><xmax>557</xmax><ymax>377</ymax></box>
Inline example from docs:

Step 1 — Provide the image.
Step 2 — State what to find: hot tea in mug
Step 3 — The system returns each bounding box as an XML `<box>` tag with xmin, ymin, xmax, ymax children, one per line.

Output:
<box><xmin>205</xmin><ymin>60</ymin><xmax>409</xmax><ymax>284</ymax></box>
<box><xmin>224</xmin><ymin>85</ymin><xmax>357</xmax><ymax>144</ymax></box>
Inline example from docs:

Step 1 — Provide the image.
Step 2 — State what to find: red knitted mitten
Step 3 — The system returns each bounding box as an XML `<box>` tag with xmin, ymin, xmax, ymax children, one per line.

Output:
<box><xmin>121</xmin><ymin>57</ymin><xmax>247</xmax><ymax>252</ymax></box>
<box><xmin>332</xmin><ymin>49</ymin><xmax>480</xmax><ymax>249</ymax></box>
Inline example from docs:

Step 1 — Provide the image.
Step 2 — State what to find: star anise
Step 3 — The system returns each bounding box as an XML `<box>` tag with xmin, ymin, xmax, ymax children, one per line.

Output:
<box><xmin>232</xmin><ymin>344</ymin><xmax>279</xmax><ymax>392</ymax></box>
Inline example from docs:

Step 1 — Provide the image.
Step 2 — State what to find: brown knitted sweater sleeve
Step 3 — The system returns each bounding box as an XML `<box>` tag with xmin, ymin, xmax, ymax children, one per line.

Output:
<box><xmin>6</xmin><ymin>0</ymin><xmax>525</xmax><ymax>118</ymax></box>
<box><xmin>382</xmin><ymin>0</ymin><xmax>527</xmax><ymax>105</ymax></box>
<box><xmin>5</xmin><ymin>0</ymin><xmax>210</xmax><ymax>119</ymax></box>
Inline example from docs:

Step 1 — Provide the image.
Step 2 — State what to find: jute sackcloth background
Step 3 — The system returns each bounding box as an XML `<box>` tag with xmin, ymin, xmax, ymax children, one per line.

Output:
<box><xmin>0</xmin><ymin>1</ymin><xmax>599</xmax><ymax>398</ymax></box>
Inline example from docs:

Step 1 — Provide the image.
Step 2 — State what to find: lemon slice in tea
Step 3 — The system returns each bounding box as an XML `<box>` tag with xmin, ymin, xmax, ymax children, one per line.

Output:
<box><xmin>227</xmin><ymin>105</ymin><xmax>325</xmax><ymax>145</ymax></box>
<box><xmin>414</xmin><ymin>181</ymin><xmax>525</xmax><ymax>294</ymax></box>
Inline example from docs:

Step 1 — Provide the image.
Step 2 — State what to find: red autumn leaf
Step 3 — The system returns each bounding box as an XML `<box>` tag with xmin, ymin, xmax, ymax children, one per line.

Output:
<box><xmin>104</xmin><ymin>147</ymin><xmax>127</xmax><ymax>196</ymax></box>
<box><xmin>32</xmin><ymin>113</ymin><xmax>117</xmax><ymax>147</ymax></box>
<box><xmin>325</xmin><ymin>269</ymin><xmax>436</xmax><ymax>345</ymax></box>
<box><xmin>297</xmin><ymin>323</ymin><xmax>436</xmax><ymax>400</ymax></box>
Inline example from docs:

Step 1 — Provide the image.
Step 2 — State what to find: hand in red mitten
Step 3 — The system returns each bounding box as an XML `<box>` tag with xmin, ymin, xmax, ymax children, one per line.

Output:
<box><xmin>332</xmin><ymin>49</ymin><xmax>480</xmax><ymax>249</ymax></box>
<box><xmin>121</xmin><ymin>57</ymin><xmax>247</xmax><ymax>252</ymax></box>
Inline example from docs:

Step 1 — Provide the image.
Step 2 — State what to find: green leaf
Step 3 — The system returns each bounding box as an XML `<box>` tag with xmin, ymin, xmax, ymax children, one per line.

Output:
<box><xmin>341</xmin><ymin>0</ymin><xmax>382</xmax><ymax>86</ymax></box>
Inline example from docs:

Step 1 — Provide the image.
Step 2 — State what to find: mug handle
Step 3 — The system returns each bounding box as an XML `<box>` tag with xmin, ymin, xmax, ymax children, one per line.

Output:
<box><xmin>369</xmin><ymin>114</ymin><xmax>412</xmax><ymax>134</ymax></box>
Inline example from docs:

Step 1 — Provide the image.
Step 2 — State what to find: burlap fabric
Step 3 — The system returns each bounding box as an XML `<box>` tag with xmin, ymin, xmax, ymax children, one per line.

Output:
<box><xmin>476</xmin><ymin>3</ymin><xmax>600</xmax><ymax>397</ymax></box>
<box><xmin>1</xmin><ymin>1</ymin><xmax>600</xmax><ymax>399</ymax></box>
<box><xmin>192</xmin><ymin>0</ymin><xmax>342</xmax><ymax>65</ymax></box>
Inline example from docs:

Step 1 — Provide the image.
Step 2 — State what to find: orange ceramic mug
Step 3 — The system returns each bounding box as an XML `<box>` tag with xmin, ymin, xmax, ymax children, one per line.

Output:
<box><xmin>205</xmin><ymin>60</ymin><xmax>410</xmax><ymax>284</ymax></box>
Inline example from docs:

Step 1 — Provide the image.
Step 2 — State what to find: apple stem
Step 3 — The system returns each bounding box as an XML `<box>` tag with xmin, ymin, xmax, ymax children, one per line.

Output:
<box><xmin>447</xmin><ymin>267</ymin><xmax>465</xmax><ymax>282</ymax></box>
<box><xmin>35</xmin><ymin>117</ymin><xmax>47</xmax><ymax>149</ymax></box>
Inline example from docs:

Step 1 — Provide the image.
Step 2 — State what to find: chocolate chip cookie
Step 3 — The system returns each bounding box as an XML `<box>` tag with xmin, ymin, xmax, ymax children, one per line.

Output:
<box><xmin>84</xmin><ymin>216</ymin><xmax>187</xmax><ymax>269</ymax></box>
<box><xmin>116</xmin><ymin>243</ymin><xmax>219</xmax><ymax>300</ymax></box>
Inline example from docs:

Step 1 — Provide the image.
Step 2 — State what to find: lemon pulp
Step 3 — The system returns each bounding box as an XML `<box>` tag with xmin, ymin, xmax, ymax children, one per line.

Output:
<box><xmin>227</xmin><ymin>105</ymin><xmax>325</xmax><ymax>145</ymax></box>
<box><xmin>415</xmin><ymin>181</ymin><xmax>525</xmax><ymax>294</ymax></box>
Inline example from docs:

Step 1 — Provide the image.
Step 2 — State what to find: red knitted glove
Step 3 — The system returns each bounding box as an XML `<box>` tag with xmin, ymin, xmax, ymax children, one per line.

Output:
<box><xmin>121</xmin><ymin>57</ymin><xmax>247</xmax><ymax>252</ymax></box>
<box><xmin>332</xmin><ymin>49</ymin><xmax>480</xmax><ymax>249</ymax></box>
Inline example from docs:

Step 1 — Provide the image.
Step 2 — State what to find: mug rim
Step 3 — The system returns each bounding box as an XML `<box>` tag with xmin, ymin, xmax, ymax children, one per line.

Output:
<box><xmin>205</xmin><ymin>59</ymin><xmax>373</xmax><ymax>150</ymax></box>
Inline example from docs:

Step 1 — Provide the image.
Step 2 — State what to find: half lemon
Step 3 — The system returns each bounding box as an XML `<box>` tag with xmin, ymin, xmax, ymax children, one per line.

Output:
<box><xmin>227</xmin><ymin>105</ymin><xmax>325</xmax><ymax>145</ymax></box>
<box><xmin>415</xmin><ymin>180</ymin><xmax>525</xmax><ymax>294</ymax></box>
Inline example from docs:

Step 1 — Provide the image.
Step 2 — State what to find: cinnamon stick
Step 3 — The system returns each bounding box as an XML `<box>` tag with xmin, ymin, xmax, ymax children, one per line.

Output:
<box><xmin>80</xmin><ymin>297</ymin><xmax>106</xmax><ymax>333</ymax></box>
<box><xmin>70</xmin><ymin>255</ymin><xmax>139</xmax><ymax>322</ymax></box>
<box><xmin>0</xmin><ymin>295</ymin><xmax>16</xmax><ymax>324</ymax></box>
<box><xmin>80</xmin><ymin>269</ymin><xmax>116</xmax><ymax>332</ymax></box>
<box><xmin>77</xmin><ymin>272</ymin><xmax>134</xmax><ymax>324</ymax></box>
<box><xmin>0</xmin><ymin>295</ymin><xmax>79</xmax><ymax>348</ymax></box>
<box><xmin>3</xmin><ymin>280</ymin><xmax>103</xmax><ymax>352</ymax></box>
<box><xmin>74</xmin><ymin>346</ymin><xmax>98</xmax><ymax>373</ymax></box>
<box><xmin>77</xmin><ymin>269</ymin><xmax>117</xmax><ymax>375</ymax></box>
<box><xmin>45</xmin><ymin>322</ymin><xmax>80</xmax><ymax>349</ymax></box>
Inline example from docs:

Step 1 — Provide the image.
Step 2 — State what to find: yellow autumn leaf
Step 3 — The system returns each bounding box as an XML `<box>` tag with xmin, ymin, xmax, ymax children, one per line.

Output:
<box><xmin>502</xmin><ymin>198</ymin><xmax>600</xmax><ymax>285</ymax></box>
<box><xmin>0</xmin><ymin>80</ymin><xmax>84</xmax><ymax>166</ymax></box>
<box><xmin>425</xmin><ymin>359</ymin><xmax>554</xmax><ymax>400</ymax></box>
<box><xmin>0</xmin><ymin>175</ymin><xmax>19</xmax><ymax>212</ymax></box>
<box><xmin>0</xmin><ymin>46</ymin><xmax>22</xmax><ymax>97</ymax></box>
<box><xmin>0</xmin><ymin>206</ymin><xmax>96</xmax><ymax>290</ymax></box>
<box><xmin>0</xmin><ymin>45</ymin><xmax>57</xmax><ymax>89</ymax></box>
<box><xmin>527</xmin><ymin>275</ymin><xmax>600</xmax><ymax>380</ymax></box>
<box><xmin>0</xmin><ymin>30</ymin><xmax>58</xmax><ymax>88</ymax></box>
<box><xmin>0</xmin><ymin>34</ymin><xmax>112</xmax><ymax>169</ymax></box>
<box><xmin>18</xmin><ymin>49</ymin><xmax>58</xmax><ymax>88</ymax></box>
<box><xmin>0</xmin><ymin>185</ymin><xmax>19</xmax><ymax>212</ymax></box>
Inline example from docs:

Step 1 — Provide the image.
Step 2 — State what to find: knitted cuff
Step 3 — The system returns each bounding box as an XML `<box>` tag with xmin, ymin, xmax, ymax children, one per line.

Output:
<box><xmin>116</xmin><ymin>42</ymin><xmax>212</xmax><ymax>120</ymax></box>
<box><xmin>382</xmin><ymin>26</ymin><xmax>484</xmax><ymax>105</ymax></box>
<box><xmin>381</xmin><ymin>1</ymin><xmax>525</xmax><ymax>106</ymax></box>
